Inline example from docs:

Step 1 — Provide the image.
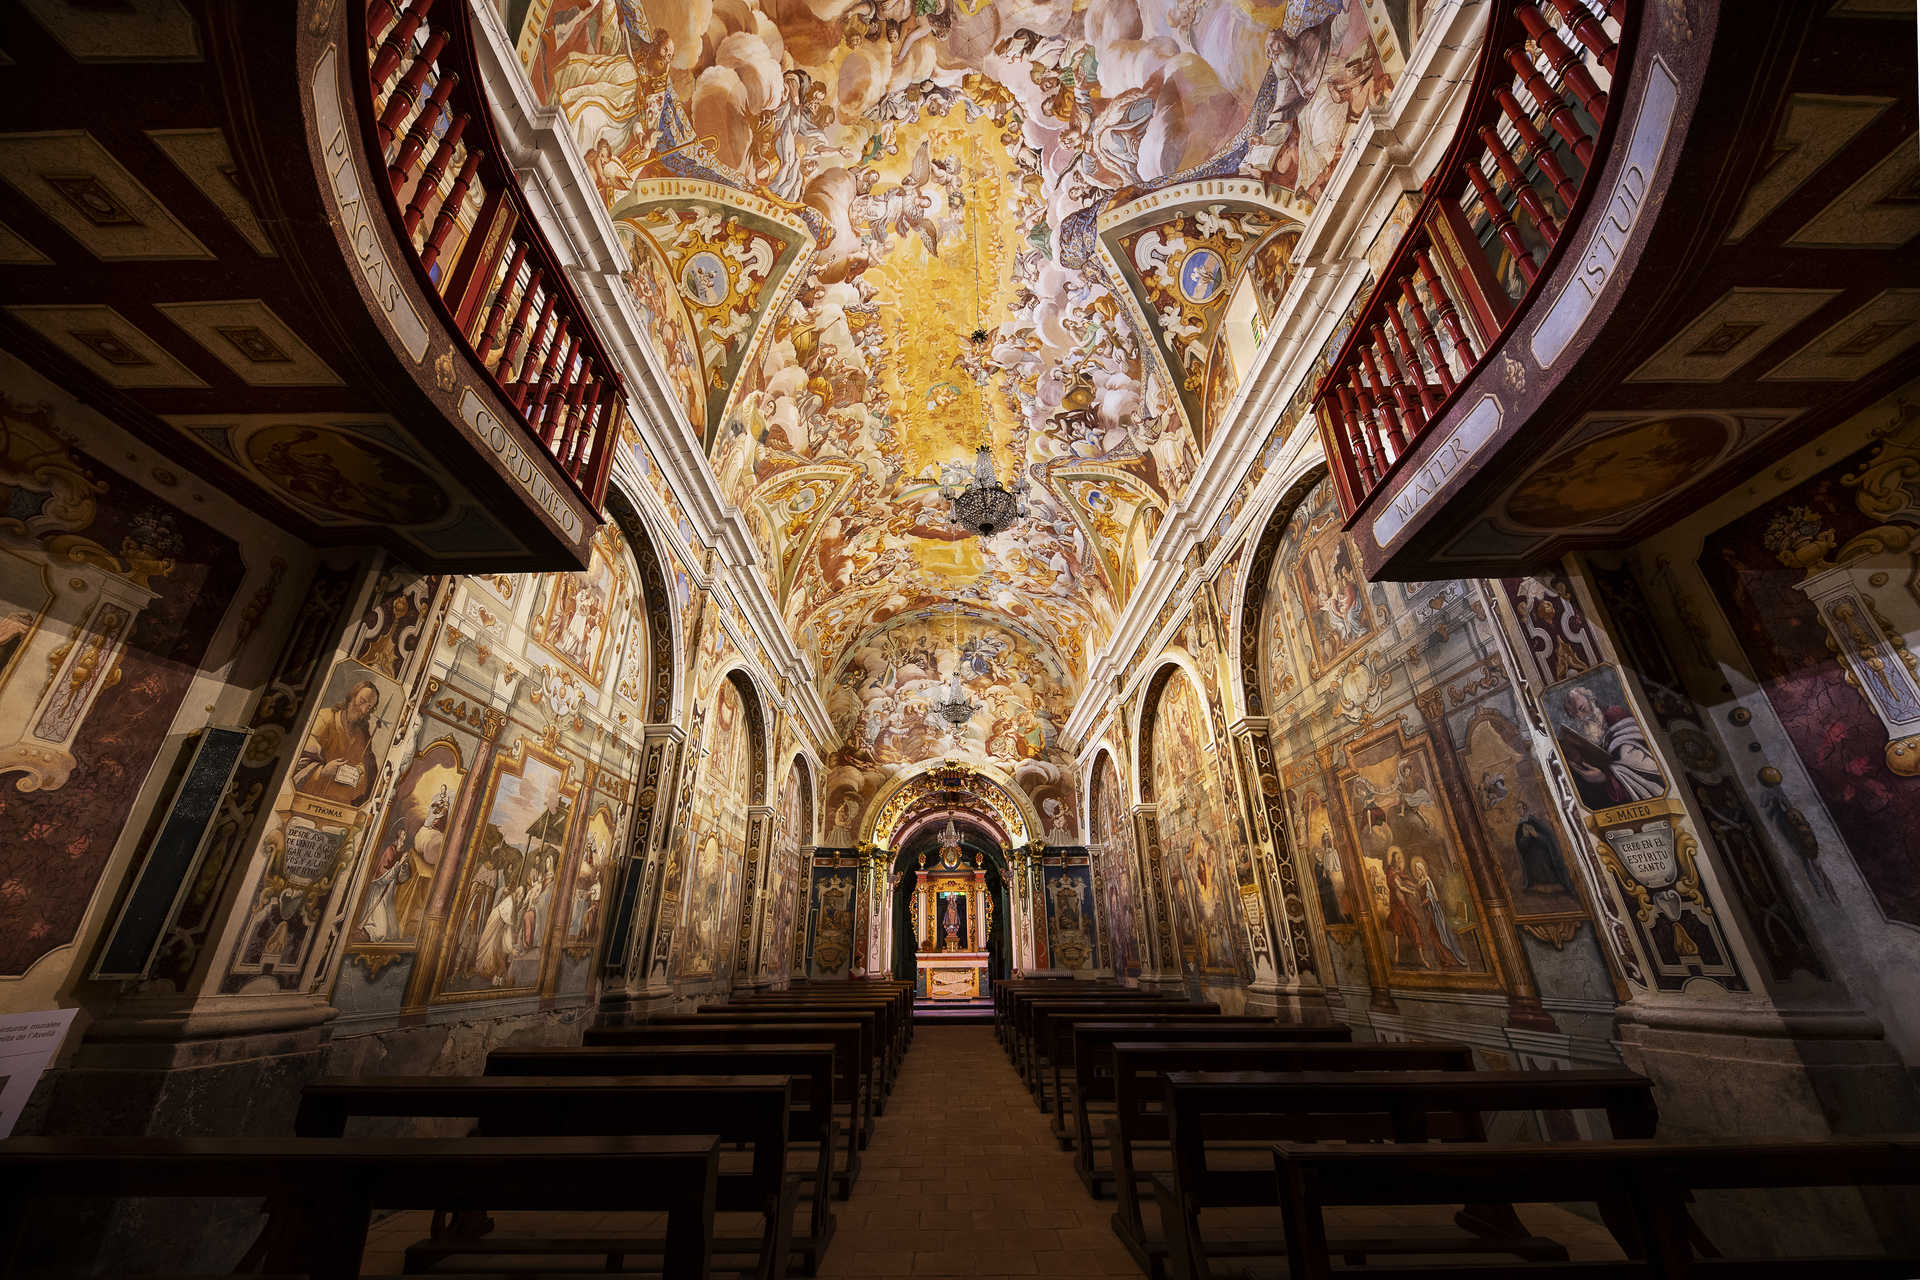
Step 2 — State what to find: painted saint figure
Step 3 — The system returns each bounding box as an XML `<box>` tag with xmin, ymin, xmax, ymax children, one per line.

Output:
<box><xmin>1557</xmin><ymin>685</ymin><xmax>1666</xmax><ymax>811</ymax></box>
<box><xmin>293</xmin><ymin>680</ymin><xmax>381</xmax><ymax>805</ymax></box>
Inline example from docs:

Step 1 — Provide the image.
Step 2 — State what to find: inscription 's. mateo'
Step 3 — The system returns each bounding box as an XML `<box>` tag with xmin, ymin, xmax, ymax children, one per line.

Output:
<box><xmin>310</xmin><ymin>45</ymin><xmax>430</xmax><ymax>363</ymax></box>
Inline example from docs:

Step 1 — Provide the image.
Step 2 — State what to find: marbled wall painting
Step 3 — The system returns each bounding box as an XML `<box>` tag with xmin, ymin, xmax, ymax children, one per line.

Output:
<box><xmin>0</xmin><ymin>389</ymin><xmax>243</xmax><ymax>978</ymax></box>
<box><xmin>1148</xmin><ymin>670</ymin><xmax>1246</xmax><ymax>979</ymax></box>
<box><xmin>1702</xmin><ymin>415</ymin><xmax>1920</xmax><ymax>928</ymax></box>
<box><xmin>674</xmin><ymin>677</ymin><xmax>750</xmax><ymax>979</ymax></box>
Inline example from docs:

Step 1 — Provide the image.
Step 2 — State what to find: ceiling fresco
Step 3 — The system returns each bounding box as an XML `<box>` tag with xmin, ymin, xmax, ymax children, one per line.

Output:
<box><xmin>507</xmin><ymin>0</ymin><xmax>1419</xmax><ymax>711</ymax></box>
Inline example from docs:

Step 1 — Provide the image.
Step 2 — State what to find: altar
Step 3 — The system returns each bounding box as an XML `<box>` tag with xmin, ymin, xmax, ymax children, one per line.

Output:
<box><xmin>912</xmin><ymin>823</ymin><xmax>991</xmax><ymax>1001</ymax></box>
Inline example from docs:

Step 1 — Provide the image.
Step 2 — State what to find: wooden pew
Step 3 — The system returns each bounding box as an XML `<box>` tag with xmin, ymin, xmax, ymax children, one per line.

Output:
<box><xmin>1018</xmin><ymin>997</ymin><xmax>1206</xmax><ymax>1094</ymax></box>
<box><xmin>766</xmin><ymin>982</ymin><xmax>913</xmax><ymax>1048</ymax></box>
<box><xmin>1064</xmin><ymin>1022</ymin><xmax>1354</xmax><ymax>1182</ymax></box>
<box><xmin>712</xmin><ymin>996</ymin><xmax>904</xmax><ymax>1093</ymax></box>
<box><xmin>1105</xmin><ymin>1040</ymin><xmax>1476</xmax><ymax>1279</ymax></box>
<box><xmin>995</xmin><ymin>980</ymin><xmax>1127</xmax><ymax>1049</ymax></box>
<box><xmin>296</xmin><ymin>1074</ymin><xmax>795</xmax><ymax>1280</ymax></box>
<box><xmin>656</xmin><ymin>1008</ymin><xmax>889</xmax><ymax>1114</ymax></box>
<box><xmin>1155</xmin><ymin>1068</ymin><xmax>1659</xmax><ymax>1280</ymax></box>
<box><xmin>994</xmin><ymin>978</ymin><xmax>1119</xmax><ymax>1047</ymax></box>
<box><xmin>1007</xmin><ymin>989</ymin><xmax>1160</xmax><ymax>1078</ymax></box>
<box><xmin>1272</xmin><ymin>1136</ymin><xmax>1920</xmax><ymax>1278</ymax></box>
<box><xmin>584</xmin><ymin>1023</ymin><xmax>868</xmax><ymax>1191</ymax></box>
<box><xmin>485</xmin><ymin>1043</ymin><xmax>838</xmax><ymax>1263</ymax></box>
<box><xmin>0</xmin><ymin>1134</ymin><xmax>719</xmax><ymax>1279</ymax></box>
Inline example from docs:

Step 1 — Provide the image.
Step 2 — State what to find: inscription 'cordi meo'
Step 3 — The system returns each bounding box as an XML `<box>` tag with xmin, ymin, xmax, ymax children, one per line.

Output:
<box><xmin>311</xmin><ymin>44</ymin><xmax>430</xmax><ymax>363</ymax></box>
<box><xmin>1531</xmin><ymin>57</ymin><xmax>1681</xmax><ymax>369</ymax></box>
<box><xmin>460</xmin><ymin>388</ymin><xmax>584</xmax><ymax>541</ymax></box>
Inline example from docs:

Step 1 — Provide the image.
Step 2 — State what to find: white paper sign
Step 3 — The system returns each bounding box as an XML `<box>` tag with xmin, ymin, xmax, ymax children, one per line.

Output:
<box><xmin>0</xmin><ymin>1008</ymin><xmax>79</xmax><ymax>1137</ymax></box>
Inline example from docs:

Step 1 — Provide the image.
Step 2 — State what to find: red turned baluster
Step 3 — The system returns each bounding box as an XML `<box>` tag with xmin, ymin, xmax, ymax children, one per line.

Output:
<box><xmin>476</xmin><ymin>242</ymin><xmax>530</xmax><ymax>366</ymax></box>
<box><xmin>1465</xmin><ymin>159</ymin><xmax>1538</xmax><ymax>286</ymax></box>
<box><xmin>1359</xmin><ymin>346</ymin><xmax>1407</xmax><ymax>458</ymax></box>
<box><xmin>403</xmin><ymin>112</ymin><xmax>468</xmax><ymax>235</ymax></box>
<box><xmin>1497</xmin><ymin>89</ymin><xmax>1578</xmax><ymax>208</ymax></box>
<box><xmin>1517</xmin><ymin>6</ymin><xmax>1608</xmax><ymax>120</ymax></box>
<box><xmin>535</xmin><ymin>339</ymin><xmax>579</xmax><ymax>438</ymax></box>
<box><xmin>1546</xmin><ymin>0</ymin><xmax>1618</xmax><ymax>73</ymax></box>
<box><xmin>1384</xmin><ymin>303</ymin><xmax>1439</xmax><ymax>416</ymax></box>
<box><xmin>418</xmin><ymin>147</ymin><xmax>480</xmax><ymax>274</ymax></box>
<box><xmin>375</xmin><ymin>29</ymin><xmax>447</xmax><ymax>153</ymax></box>
<box><xmin>558</xmin><ymin>377</ymin><xmax>595</xmax><ymax>469</ymax></box>
<box><xmin>1323</xmin><ymin>393</ymin><xmax>1371</xmax><ymax>493</ymax></box>
<box><xmin>1399</xmin><ymin>276</ymin><xmax>1456</xmax><ymax>395</ymax></box>
<box><xmin>499</xmin><ymin>272</ymin><xmax>550</xmax><ymax>387</ymax></box>
<box><xmin>367</xmin><ymin>0</ymin><xmax>403</xmax><ymax>45</ymax></box>
<box><xmin>1479</xmin><ymin>125</ymin><xmax>1560</xmax><ymax>247</ymax></box>
<box><xmin>1359</xmin><ymin>353</ymin><xmax>1405</xmax><ymax>462</ymax></box>
<box><xmin>1335</xmin><ymin>383</ymin><xmax>1380</xmax><ymax>488</ymax></box>
<box><xmin>1372</xmin><ymin>326</ymin><xmax>1425</xmax><ymax>434</ymax></box>
<box><xmin>390</xmin><ymin>71</ymin><xmax>458</xmax><ymax>192</ymax></box>
<box><xmin>1415</xmin><ymin>249</ymin><xmax>1476</xmax><ymax>370</ymax></box>
<box><xmin>522</xmin><ymin>316</ymin><xmax>571</xmax><ymax>414</ymax></box>
<box><xmin>1507</xmin><ymin>46</ymin><xmax>1594</xmax><ymax>165</ymax></box>
<box><xmin>370</xmin><ymin>0</ymin><xmax>435</xmax><ymax>85</ymax></box>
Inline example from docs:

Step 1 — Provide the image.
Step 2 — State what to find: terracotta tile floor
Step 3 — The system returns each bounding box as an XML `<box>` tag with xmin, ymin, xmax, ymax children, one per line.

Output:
<box><xmin>817</xmin><ymin>1025</ymin><xmax>1141</xmax><ymax>1280</ymax></box>
<box><xmin>357</xmin><ymin>1024</ymin><xmax>1626</xmax><ymax>1278</ymax></box>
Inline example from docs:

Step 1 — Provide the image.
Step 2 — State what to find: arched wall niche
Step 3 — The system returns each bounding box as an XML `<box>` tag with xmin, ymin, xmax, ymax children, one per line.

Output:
<box><xmin>1086</xmin><ymin>746</ymin><xmax>1148</xmax><ymax>977</ymax></box>
<box><xmin>758</xmin><ymin>749</ymin><xmax>815</xmax><ymax>983</ymax></box>
<box><xmin>603</xmin><ymin>483</ymin><xmax>682</xmax><ymax>726</ymax></box>
<box><xmin>668</xmin><ymin>664</ymin><xmax>769</xmax><ymax>982</ymax></box>
<box><xmin>1138</xmin><ymin>659</ymin><xmax>1250</xmax><ymax>981</ymax></box>
<box><xmin>1235</xmin><ymin>463</ymin><xmax>1329</xmax><ymax>721</ymax></box>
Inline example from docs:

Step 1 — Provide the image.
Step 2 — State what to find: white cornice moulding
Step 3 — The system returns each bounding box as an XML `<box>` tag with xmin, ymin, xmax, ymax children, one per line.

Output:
<box><xmin>472</xmin><ymin>9</ymin><xmax>830</xmax><ymax>751</ymax></box>
<box><xmin>1063</xmin><ymin>1</ymin><xmax>1484</xmax><ymax>745</ymax></box>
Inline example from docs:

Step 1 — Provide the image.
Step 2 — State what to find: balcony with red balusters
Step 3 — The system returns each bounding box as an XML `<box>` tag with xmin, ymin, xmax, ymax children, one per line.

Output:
<box><xmin>360</xmin><ymin>0</ymin><xmax>620</xmax><ymax>511</ymax></box>
<box><xmin>1317</xmin><ymin>0</ymin><xmax>1629</xmax><ymax>531</ymax></box>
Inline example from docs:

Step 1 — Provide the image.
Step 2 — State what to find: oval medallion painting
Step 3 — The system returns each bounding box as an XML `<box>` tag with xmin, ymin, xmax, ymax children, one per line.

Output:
<box><xmin>1504</xmin><ymin>415</ymin><xmax>1731</xmax><ymax>530</ymax></box>
<box><xmin>241</xmin><ymin>424</ymin><xmax>451</xmax><ymax>526</ymax></box>
<box><xmin>1178</xmin><ymin>248</ymin><xmax>1227</xmax><ymax>304</ymax></box>
<box><xmin>681</xmin><ymin>251</ymin><xmax>731</xmax><ymax>308</ymax></box>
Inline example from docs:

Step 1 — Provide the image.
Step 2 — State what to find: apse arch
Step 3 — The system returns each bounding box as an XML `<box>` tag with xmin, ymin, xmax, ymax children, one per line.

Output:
<box><xmin>603</xmin><ymin>482</ymin><xmax>682</xmax><ymax>726</ymax></box>
<box><xmin>861</xmin><ymin>759</ymin><xmax>1041</xmax><ymax>852</ymax></box>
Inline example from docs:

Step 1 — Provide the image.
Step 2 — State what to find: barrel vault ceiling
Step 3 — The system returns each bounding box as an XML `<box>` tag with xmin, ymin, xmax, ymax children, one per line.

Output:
<box><xmin>503</xmin><ymin>0</ymin><xmax>1419</xmax><ymax>723</ymax></box>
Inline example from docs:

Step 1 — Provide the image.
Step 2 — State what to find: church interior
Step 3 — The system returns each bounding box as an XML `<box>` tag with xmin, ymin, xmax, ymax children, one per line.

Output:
<box><xmin>0</xmin><ymin>0</ymin><xmax>1918</xmax><ymax>1274</ymax></box>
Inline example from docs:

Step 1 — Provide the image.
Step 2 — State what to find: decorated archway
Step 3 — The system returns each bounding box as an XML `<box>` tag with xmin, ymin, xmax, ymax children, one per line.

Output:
<box><xmin>858</xmin><ymin>760</ymin><xmax>1047</xmax><ymax>985</ymax></box>
<box><xmin>861</xmin><ymin>758</ymin><xmax>1040</xmax><ymax>852</ymax></box>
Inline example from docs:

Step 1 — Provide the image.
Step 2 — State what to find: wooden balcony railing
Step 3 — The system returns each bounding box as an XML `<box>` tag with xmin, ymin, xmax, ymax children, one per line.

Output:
<box><xmin>1316</xmin><ymin>0</ymin><xmax>1634</xmax><ymax>518</ymax></box>
<box><xmin>358</xmin><ymin>0</ymin><xmax>621</xmax><ymax>509</ymax></box>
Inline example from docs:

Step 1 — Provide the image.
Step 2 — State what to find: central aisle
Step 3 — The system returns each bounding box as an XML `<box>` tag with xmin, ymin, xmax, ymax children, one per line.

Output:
<box><xmin>820</xmin><ymin>1025</ymin><xmax>1141</xmax><ymax>1278</ymax></box>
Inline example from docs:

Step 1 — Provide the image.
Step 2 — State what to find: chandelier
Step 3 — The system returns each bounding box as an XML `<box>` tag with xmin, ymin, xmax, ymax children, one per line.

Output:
<box><xmin>940</xmin><ymin>443</ymin><xmax>1029</xmax><ymax>538</ymax></box>
<box><xmin>929</xmin><ymin>597</ymin><xmax>976</xmax><ymax>728</ymax></box>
